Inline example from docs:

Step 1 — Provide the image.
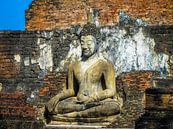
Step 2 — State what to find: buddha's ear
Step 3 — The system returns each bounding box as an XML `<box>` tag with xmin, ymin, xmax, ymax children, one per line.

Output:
<box><xmin>95</xmin><ymin>43</ymin><xmax>99</xmax><ymax>52</ymax></box>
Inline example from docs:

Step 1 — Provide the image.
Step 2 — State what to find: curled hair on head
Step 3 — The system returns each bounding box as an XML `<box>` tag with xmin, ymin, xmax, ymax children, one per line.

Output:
<box><xmin>79</xmin><ymin>23</ymin><xmax>100</xmax><ymax>43</ymax></box>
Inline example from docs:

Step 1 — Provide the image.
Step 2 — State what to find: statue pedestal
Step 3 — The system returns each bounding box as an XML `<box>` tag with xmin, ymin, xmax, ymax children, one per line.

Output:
<box><xmin>135</xmin><ymin>86</ymin><xmax>173</xmax><ymax>129</ymax></box>
<box><xmin>46</xmin><ymin>115</ymin><xmax>119</xmax><ymax>127</ymax></box>
<box><xmin>45</xmin><ymin>124</ymin><xmax>105</xmax><ymax>129</ymax></box>
<box><xmin>45</xmin><ymin>124</ymin><xmax>134</xmax><ymax>129</ymax></box>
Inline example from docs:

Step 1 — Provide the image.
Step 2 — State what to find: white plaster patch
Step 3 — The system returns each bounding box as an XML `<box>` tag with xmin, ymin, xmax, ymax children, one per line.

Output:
<box><xmin>55</xmin><ymin>27</ymin><xmax>169</xmax><ymax>76</ymax></box>
<box><xmin>31</xmin><ymin>59</ymin><xmax>37</xmax><ymax>64</ymax></box>
<box><xmin>99</xmin><ymin>27</ymin><xmax>169</xmax><ymax>75</ymax></box>
<box><xmin>14</xmin><ymin>54</ymin><xmax>21</xmax><ymax>63</ymax></box>
<box><xmin>37</xmin><ymin>38</ymin><xmax>53</xmax><ymax>72</ymax></box>
<box><xmin>37</xmin><ymin>37</ymin><xmax>41</xmax><ymax>45</ymax></box>
<box><xmin>0</xmin><ymin>83</ymin><xmax>2</xmax><ymax>92</ymax></box>
<box><xmin>24</xmin><ymin>57</ymin><xmax>30</xmax><ymax>66</ymax></box>
<box><xmin>30</xmin><ymin>92</ymin><xmax>35</xmax><ymax>98</ymax></box>
<box><xmin>56</xmin><ymin>39</ymin><xmax>81</xmax><ymax>72</ymax></box>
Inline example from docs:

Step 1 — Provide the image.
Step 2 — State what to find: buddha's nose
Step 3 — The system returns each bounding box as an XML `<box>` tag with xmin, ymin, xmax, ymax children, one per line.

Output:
<box><xmin>82</xmin><ymin>45</ymin><xmax>88</xmax><ymax>51</ymax></box>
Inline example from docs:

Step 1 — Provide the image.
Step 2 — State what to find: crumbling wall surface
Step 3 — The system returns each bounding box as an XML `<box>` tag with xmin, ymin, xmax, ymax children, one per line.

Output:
<box><xmin>146</xmin><ymin>25</ymin><xmax>173</xmax><ymax>55</ymax></box>
<box><xmin>0</xmin><ymin>30</ymin><xmax>71</xmax><ymax>129</ymax></box>
<box><xmin>115</xmin><ymin>71</ymin><xmax>160</xmax><ymax>128</ymax></box>
<box><xmin>26</xmin><ymin>0</ymin><xmax>173</xmax><ymax>30</ymax></box>
<box><xmin>0</xmin><ymin>32</ymin><xmax>21</xmax><ymax>79</ymax></box>
<box><xmin>0</xmin><ymin>30</ymin><xmax>71</xmax><ymax>101</ymax></box>
<box><xmin>0</xmin><ymin>31</ymin><xmax>45</xmax><ymax>129</ymax></box>
<box><xmin>0</xmin><ymin>23</ymin><xmax>172</xmax><ymax>128</ymax></box>
<box><xmin>0</xmin><ymin>31</ymin><xmax>40</xmax><ymax>93</ymax></box>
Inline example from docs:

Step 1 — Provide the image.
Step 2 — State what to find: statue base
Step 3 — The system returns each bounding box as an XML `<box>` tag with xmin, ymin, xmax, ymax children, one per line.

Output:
<box><xmin>45</xmin><ymin>124</ymin><xmax>105</xmax><ymax>129</ymax></box>
<box><xmin>45</xmin><ymin>124</ymin><xmax>134</xmax><ymax>129</ymax></box>
<box><xmin>48</xmin><ymin>115</ymin><xmax>119</xmax><ymax>126</ymax></box>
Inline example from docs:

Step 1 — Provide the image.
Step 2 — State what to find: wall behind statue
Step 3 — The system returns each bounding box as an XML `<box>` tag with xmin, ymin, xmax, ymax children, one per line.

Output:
<box><xmin>0</xmin><ymin>30</ymin><xmax>70</xmax><ymax>102</ymax></box>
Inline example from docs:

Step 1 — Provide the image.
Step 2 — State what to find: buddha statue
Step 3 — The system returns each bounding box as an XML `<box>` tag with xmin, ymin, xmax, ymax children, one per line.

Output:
<box><xmin>45</xmin><ymin>34</ymin><xmax>122</xmax><ymax>125</ymax></box>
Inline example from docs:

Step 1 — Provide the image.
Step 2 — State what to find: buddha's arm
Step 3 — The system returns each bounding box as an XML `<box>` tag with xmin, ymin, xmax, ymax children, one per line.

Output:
<box><xmin>86</xmin><ymin>62</ymin><xmax>116</xmax><ymax>103</ymax></box>
<box><xmin>58</xmin><ymin>64</ymin><xmax>75</xmax><ymax>100</ymax></box>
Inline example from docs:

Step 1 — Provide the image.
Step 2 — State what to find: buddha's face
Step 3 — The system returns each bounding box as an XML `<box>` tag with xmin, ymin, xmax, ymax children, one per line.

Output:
<box><xmin>81</xmin><ymin>35</ymin><xmax>97</xmax><ymax>58</ymax></box>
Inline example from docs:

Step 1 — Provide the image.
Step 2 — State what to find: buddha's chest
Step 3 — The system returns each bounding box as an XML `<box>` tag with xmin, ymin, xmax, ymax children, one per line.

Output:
<box><xmin>74</xmin><ymin>62</ymin><xmax>104</xmax><ymax>83</ymax></box>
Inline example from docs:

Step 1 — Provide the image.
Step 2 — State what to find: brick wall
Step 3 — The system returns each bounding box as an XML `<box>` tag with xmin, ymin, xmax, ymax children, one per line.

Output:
<box><xmin>145</xmin><ymin>25</ymin><xmax>173</xmax><ymax>55</ymax></box>
<box><xmin>113</xmin><ymin>71</ymin><xmax>160</xmax><ymax>128</ymax></box>
<box><xmin>0</xmin><ymin>31</ymin><xmax>41</xmax><ymax>92</ymax></box>
<box><xmin>0</xmin><ymin>92</ymin><xmax>36</xmax><ymax>119</ymax></box>
<box><xmin>39</xmin><ymin>72</ymin><xmax>67</xmax><ymax>102</ymax></box>
<box><xmin>135</xmin><ymin>86</ymin><xmax>173</xmax><ymax>129</ymax></box>
<box><xmin>0</xmin><ymin>30</ymin><xmax>71</xmax><ymax>93</ymax></box>
<box><xmin>0</xmin><ymin>32</ymin><xmax>21</xmax><ymax>79</ymax></box>
<box><xmin>0</xmin><ymin>31</ymin><xmax>43</xmax><ymax>101</ymax></box>
<box><xmin>26</xmin><ymin>0</ymin><xmax>173</xmax><ymax>30</ymax></box>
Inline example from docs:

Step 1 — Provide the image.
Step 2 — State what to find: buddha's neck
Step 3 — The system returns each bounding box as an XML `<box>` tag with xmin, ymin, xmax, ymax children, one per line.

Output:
<box><xmin>82</xmin><ymin>53</ymin><xmax>99</xmax><ymax>62</ymax></box>
<box><xmin>80</xmin><ymin>54</ymin><xmax>99</xmax><ymax>73</ymax></box>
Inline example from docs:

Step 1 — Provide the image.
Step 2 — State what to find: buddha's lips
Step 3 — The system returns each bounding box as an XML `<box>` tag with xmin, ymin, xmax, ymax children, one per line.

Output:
<box><xmin>83</xmin><ymin>50</ymin><xmax>91</xmax><ymax>54</ymax></box>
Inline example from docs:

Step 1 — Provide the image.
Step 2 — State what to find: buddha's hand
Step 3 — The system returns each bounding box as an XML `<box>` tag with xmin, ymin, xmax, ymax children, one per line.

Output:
<box><xmin>83</xmin><ymin>95</ymin><xmax>97</xmax><ymax>104</ymax></box>
<box><xmin>77</xmin><ymin>94</ymin><xmax>97</xmax><ymax>104</ymax></box>
<box><xmin>77</xmin><ymin>95</ymin><xmax>97</xmax><ymax>104</ymax></box>
<box><xmin>45</xmin><ymin>95</ymin><xmax>59</xmax><ymax>112</ymax></box>
<box><xmin>76</xmin><ymin>94</ymin><xmax>90</xmax><ymax>104</ymax></box>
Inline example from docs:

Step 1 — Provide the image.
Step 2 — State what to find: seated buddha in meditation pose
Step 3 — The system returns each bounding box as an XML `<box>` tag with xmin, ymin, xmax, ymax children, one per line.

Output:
<box><xmin>45</xmin><ymin>34</ymin><xmax>122</xmax><ymax>123</ymax></box>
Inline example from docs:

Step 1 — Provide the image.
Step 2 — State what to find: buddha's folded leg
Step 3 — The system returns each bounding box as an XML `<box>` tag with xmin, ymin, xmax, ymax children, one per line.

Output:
<box><xmin>53</xmin><ymin>97</ymin><xmax>103</xmax><ymax>114</ymax></box>
<box><xmin>61</xmin><ymin>98</ymin><xmax>120</xmax><ymax>118</ymax></box>
<box><xmin>53</xmin><ymin>97</ymin><xmax>86</xmax><ymax>114</ymax></box>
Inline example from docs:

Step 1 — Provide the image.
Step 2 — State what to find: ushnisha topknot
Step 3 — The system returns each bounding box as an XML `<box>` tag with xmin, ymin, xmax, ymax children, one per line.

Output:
<box><xmin>79</xmin><ymin>23</ymin><xmax>100</xmax><ymax>42</ymax></box>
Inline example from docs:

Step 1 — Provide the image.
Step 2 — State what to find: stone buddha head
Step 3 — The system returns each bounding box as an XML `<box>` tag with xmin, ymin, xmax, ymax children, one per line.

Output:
<box><xmin>80</xmin><ymin>35</ymin><xmax>98</xmax><ymax>59</ymax></box>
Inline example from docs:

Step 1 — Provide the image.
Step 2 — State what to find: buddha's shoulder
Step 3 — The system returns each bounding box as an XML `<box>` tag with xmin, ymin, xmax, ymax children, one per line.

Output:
<box><xmin>96</xmin><ymin>59</ymin><xmax>114</xmax><ymax>67</ymax></box>
<box><xmin>68</xmin><ymin>61</ymin><xmax>80</xmax><ymax>68</ymax></box>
